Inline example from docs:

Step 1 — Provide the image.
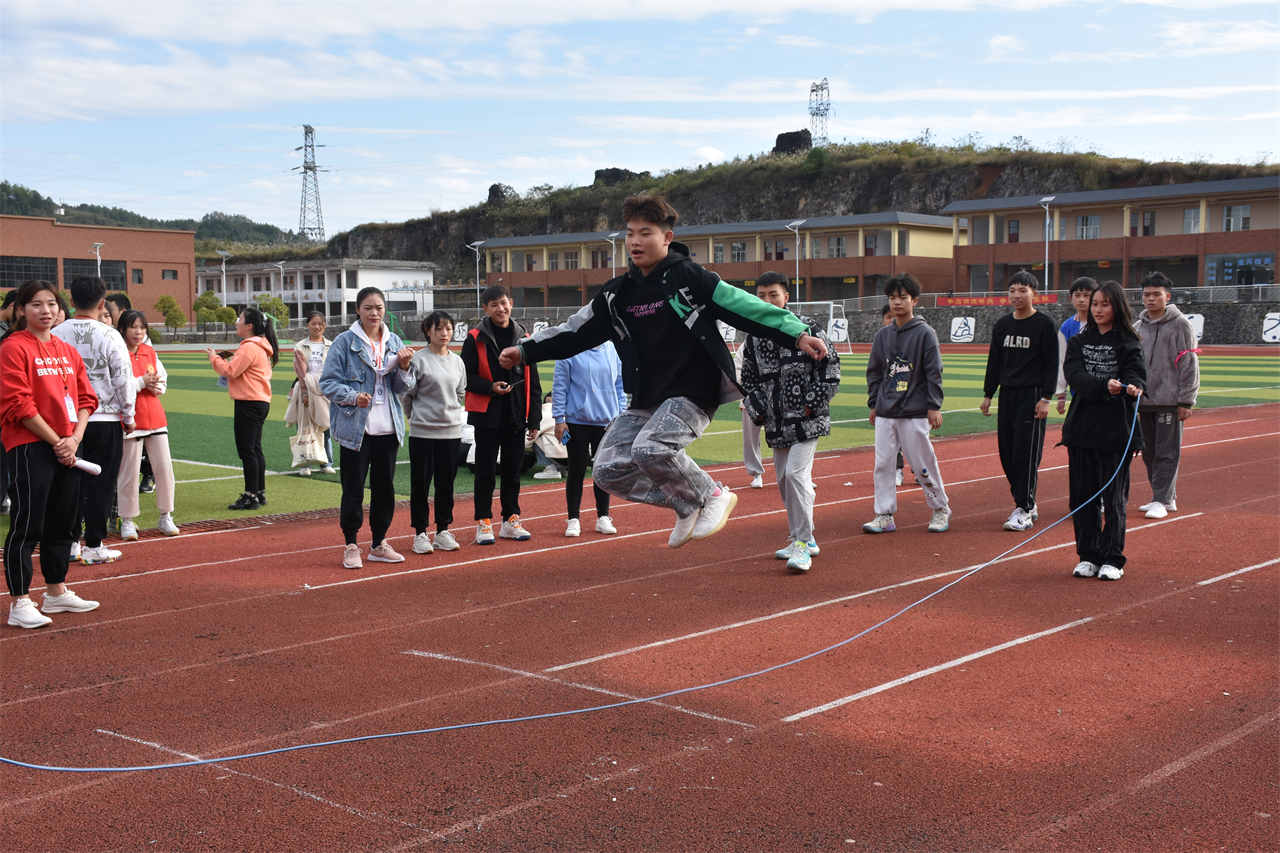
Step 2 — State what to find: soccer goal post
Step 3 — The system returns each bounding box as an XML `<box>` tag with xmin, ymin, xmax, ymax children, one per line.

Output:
<box><xmin>789</xmin><ymin>300</ymin><xmax>851</xmax><ymax>353</ymax></box>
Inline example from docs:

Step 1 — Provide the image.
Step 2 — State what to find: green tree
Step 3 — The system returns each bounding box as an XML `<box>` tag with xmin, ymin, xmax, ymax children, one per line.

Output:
<box><xmin>254</xmin><ymin>293</ymin><xmax>290</xmax><ymax>328</ymax></box>
<box><xmin>194</xmin><ymin>290</ymin><xmax>223</xmax><ymax>312</ymax></box>
<box><xmin>154</xmin><ymin>295</ymin><xmax>186</xmax><ymax>331</ymax></box>
<box><xmin>214</xmin><ymin>306</ymin><xmax>237</xmax><ymax>325</ymax></box>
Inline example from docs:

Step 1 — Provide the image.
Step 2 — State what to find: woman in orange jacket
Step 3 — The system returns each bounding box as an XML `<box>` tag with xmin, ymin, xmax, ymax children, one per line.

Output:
<box><xmin>208</xmin><ymin>306</ymin><xmax>278</xmax><ymax>510</ymax></box>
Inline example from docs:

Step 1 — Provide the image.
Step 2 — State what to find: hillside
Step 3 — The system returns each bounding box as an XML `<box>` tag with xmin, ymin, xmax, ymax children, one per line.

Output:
<box><xmin>325</xmin><ymin>140</ymin><xmax>1277</xmax><ymax>280</ymax></box>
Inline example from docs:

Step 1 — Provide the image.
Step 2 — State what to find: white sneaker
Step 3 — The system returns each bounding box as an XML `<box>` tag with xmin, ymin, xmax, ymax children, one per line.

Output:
<box><xmin>80</xmin><ymin>545</ymin><xmax>121</xmax><ymax>564</ymax></box>
<box><xmin>1029</xmin><ymin>503</ymin><xmax>1039</xmax><ymax>522</ymax></box>
<box><xmin>786</xmin><ymin>544</ymin><xmax>812</xmax><ymax>574</ymax></box>
<box><xmin>668</xmin><ymin>511</ymin><xmax>698</xmax><ymax>548</ymax></box>
<box><xmin>691</xmin><ymin>486</ymin><xmax>738</xmax><ymax>540</ymax></box>
<box><xmin>120</xmin><ymin>519</ymin><xmax>139</xmax><ymax>541</ymax></box>
<box><xmin>1167</xmin><ymin>499</ymin><xmax>1177</xmax><ymax>512</ymax></box>
<box><xmin>595</xmin><ymin>516</ymin><xmax>617</xmax><ymax>535</ymax></box>
<box><xmin>342</xmin><ymin>543</ymin><xmax>362</xmax><ymax>570</ymax></box>
<box><xmin>533</xmin><ymin>467</ymin><xmax>562</xmax><ymax>480</ymax></box>
<box><xmin>775</xmin><ymin>540</ymin><xmax>797</xmax><ymax>560</ymax></box>
<box><xmin>295</xmin><ymin>467</ymin><xmax>311</xmax><ymax>477</ymax></box>
<box><xmin>499</xmin><ymin>515</ymin><xmax>532</xmax><ymax>540</ymax></box>
<box><xmin>862</xmin><ymin>514</ymin><xmax>896</xmax><ymax>534</ymax></box>
<box><xmin>158</xmin><ymin>513</ymin><xmax>179</xmax><ymax>536</ymax></box>
<box><xmin>321</xmin><ymin>464</ymin><xmax>337</xmax><ymax>474</ymax></box>
<box><xmin>895</xmin><ymin>469</ymin><xmax>904</xmax><ymax>487</ymax></box>
<box><xmin>1072</xmin><ymin>560</ymin><xmax>1099</xmax><ymax>578</ymax></box>
<box><xmin>749</xmin><ymin>474</ymin><xmax>763</xmax><ymax>489</ymax></box>
<box><xmin>565</xmin><ymin>518</ymin><xmax>581</xmax><ymax>537</ymax></box>
<box><xmin>1138</xmin><ymin>501</ymin><xmax>1158</xmax><ymax>512</ymax></box>
<box><xmin>69</xmin><ymin>541</ymin><xmax>81</xmax><ymax>561</ymax></box>
<box><xmin>41</xmin><ymin>589</ymin><xmax>99</xmax><ymax>613</ymax></box>
<box><xmin>433</xmin><ymin>530</ymin><xmax>460</xmax><ymax>551</ymax></box>
<box><xmin>927</xmin><ymin>507</ymin><xmax>951</xmax><ymax>533</ymax></box>
<box><xmin>412</xmin><ymin>532</ymin><xmax>434</xmax><ymax>554</ymax></box>
<box><xmin>368</xmin><ymin>542</ymin><xmax>406</xmax><ymax>563</ymax></box>
<box><xmin>806</xmin><ymin>539</ymin><xmax>820</xmax><ymax>556</ymax></box>
<box><xmin>475</xmin><ymin>519</ymin><xmax>496</xmax><ymax>546</ymax></box>
<box><xmin>1098</xmin><ymin>563</ymin><xmax>1124</xmax><ymax>581</ymax></box>
<box><xmin>1003</xmin><ymin>508</ymin><xmax>1033</xmax><ymax>532</ymax></box>
<box><xmin>0</xmin><ymin>496</ymin><xmax>9</xmax><ymax>514</ymax></box>
<box><xmin>8</xmin><ymin>598</ymin><xmax>51</xmax><ymax>629</ymax></box>
<box><xmin>1144</xmin><ymin>503</ymin><xmax>1169</xmax><ymax>519</ymax></box>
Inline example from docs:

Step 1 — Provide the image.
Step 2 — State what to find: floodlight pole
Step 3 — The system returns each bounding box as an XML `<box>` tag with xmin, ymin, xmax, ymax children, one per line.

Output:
<box><xmin>273</xmin><ymin>261</ymin><xmax>291</xmax><ymax>325</ymax></box>
<box><xmin>1039</xmin><ymin>196</ymin><xmax>1055</xmax><ymax>291</ymax></box>
<box><xmin>605</xmin><ymin>231</ymin><xmax>622</xmax><ymax>278</ymax></box>
<box><xmin>466</xmin><ymin>241</ymin><xmax>486</xmax><ymax>309</ymax></box>
<box><xmin>785</xmin><ymin>219</ymin><xmax>806</xmax><ymax>301</ymax></box>
<box><xmin>91</xmin><ymin>242</ymin><xmax>104</xmax><ymax>278</ymax></box>
<box><xmin>216</xmin><ymin>249</ymin><xmax>233</xmax><ymax>310</ymax></box>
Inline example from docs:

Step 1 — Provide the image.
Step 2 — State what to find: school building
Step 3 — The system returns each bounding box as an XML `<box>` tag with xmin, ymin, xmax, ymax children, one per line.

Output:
<box><xmin>0</xmin><ymin>215</ymin><xmax>196</xmax><ymax>322</ymax></box>
<box><xmin>473</xmin><ymin>212</ymin><xmax>962</xmax><ymax>306</ymax></box>
<box><xmin>942</xmin><ymin>176</ymin><xmax>1279</xmax><ymax>293</ymax></box>
<box><xmin>195</xmin><ymin>258</ymin><xmax>438</xmax><ymax>324</ymax></box>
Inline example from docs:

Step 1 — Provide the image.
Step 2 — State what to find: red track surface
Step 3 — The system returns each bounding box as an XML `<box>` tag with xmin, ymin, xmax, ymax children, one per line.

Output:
<box><xmin>2</xmin><ymin>405</ymin><xmax>1277</xmax><ymax>851</ymax></box>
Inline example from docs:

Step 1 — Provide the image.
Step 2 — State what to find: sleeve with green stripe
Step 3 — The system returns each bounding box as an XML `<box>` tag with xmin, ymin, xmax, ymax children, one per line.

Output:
<box><xmin>709</xmin><ymin>279</ymin><xmax>809</xmax><ymax>347</ymax></box>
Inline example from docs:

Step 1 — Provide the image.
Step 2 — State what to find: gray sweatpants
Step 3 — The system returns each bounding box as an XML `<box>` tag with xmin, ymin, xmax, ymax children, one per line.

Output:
<box><xmin>594</xmin><ymin>396</ymin><xmax>717</xmax><ymax>518</ymax></box>
<box><xmin>873</xmin><ymin>416</ymin><xmax>949</xmax><ymax>516</ymax></box>
<box><xmin>774</xmin><ymin>438</ymin><xmax>818</xmax><ymax>543</ymax></box>
<box><xmin>1139</xmin><ymin>407</ymin><xmax>1183</xmax><ymax>505</ymax></box>
<box><xmin>742</xmin><ymin>407</ymin><xmax>764</xmax><ymax>477</ymax></box>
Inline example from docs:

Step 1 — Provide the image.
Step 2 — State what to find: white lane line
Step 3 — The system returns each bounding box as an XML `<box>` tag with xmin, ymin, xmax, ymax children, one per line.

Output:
<box><xmin>402</xmin><ymin>650</ymin><xmax>754</xmax><ymax>729</ymax></box>
<box><xmin>782</xmin><ymin>554</ymin><xmax>1276</xmax><ymax>723</ymax></box>
<box><xmin>545</xmin><ymin>514</ymin><xmax>1203</xmax><ymax>674</ymax></box>
<box><xmin>1197</xmin><ymin>557</ymin><xmax>1280</xmax><ymax>586</ymax></box>
<box><xmin>94</xmin><ymin>729</ymin><xmax>427</xmax><ymax>830</ymax></box>
<box><xmin>1012</xmin><ymin>708</ymin><xmax>1280</xmax><ymax>847</ymax></box>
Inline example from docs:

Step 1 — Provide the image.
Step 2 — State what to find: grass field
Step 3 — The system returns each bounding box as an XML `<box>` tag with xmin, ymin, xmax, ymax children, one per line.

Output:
<box><xmin>31</xmin><ymin>348</ymin><xmax>1280</xmax><ymax>532</ymax></box>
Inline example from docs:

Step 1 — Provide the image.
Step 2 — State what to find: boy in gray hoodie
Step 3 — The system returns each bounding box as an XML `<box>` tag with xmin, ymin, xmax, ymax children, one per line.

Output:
<box><xmin>864</xmin><ymin>274</ymin><xmax>951</xmax><ymax>534</ymax></box>
<box><xmin>1135</xmin><ymin>271</ymin><xmax>1200</xmax><ymax>519</ymax></box>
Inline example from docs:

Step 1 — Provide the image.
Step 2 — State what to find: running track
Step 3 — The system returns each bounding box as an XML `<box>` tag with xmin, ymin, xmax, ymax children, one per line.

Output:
<box><xmin>2</xmin><ymin>404</ymin><xmax>1277</xmax><ymax>851</ymax></box>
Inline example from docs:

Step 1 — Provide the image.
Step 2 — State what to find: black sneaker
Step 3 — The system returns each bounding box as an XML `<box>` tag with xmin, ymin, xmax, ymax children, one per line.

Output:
<box><xmin>253</xmin><ymin>491</ymin><xmax>267</xmax><ymax>507</ymax></box>
<box><xmin>228</xmin><ymin>492</ymin><xmax>259</xmax><ymax>510</ymax></box>
<box><xmin>139</xmin><ymin>474</ymin><xmax>156</xmax><ymax>494</ymax></box>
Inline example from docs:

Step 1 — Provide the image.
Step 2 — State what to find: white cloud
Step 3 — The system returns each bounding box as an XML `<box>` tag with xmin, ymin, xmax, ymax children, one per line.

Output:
<box><xmin>985</xmin><ymin>34</ymin><xmax>1025</xmax><ymax>60</ymax></box>
<box><xmin>693</xmin><ymin>145</ymin><xmax>726</xmax><ymax>163</ymax></box>
<box><xmin>1053</xmin><ymin>18</ymin><xmax>1280</xmax><ymax>60</ymax></box>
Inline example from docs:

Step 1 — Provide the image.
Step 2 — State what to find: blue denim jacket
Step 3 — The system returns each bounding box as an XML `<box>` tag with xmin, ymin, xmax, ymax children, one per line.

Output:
<box><xmin>319</xmin><ymin>326</ymin><xmax>410</xmax><ymax>451</ymax></box>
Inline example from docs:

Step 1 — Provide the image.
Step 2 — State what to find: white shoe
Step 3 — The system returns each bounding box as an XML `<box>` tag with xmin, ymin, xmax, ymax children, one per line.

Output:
<box><xmin>120</xmin><ymin>519</ymin><xmax>139</xmax><ymax>541</ymax></box>
<box><xmin>749</xmin><ymin>474</ymin><xmax>763</xmax><ymax>489</ymax></box>
<box><xmin>775</xmin><ymin>540</ymin><xmax>797</xmax><ymax>560</ymax></box>
<box><xmin>595</xmin><ymin>516</ymin><xmax>617</xmax><ymax>535</ymax></box>
<box><xmin>1003</xmin><ymin>508</ymin><xmax>1033</xmax><ymax>532</ymax></box>
<box><xmin>80</xmin><ymin>545</ymin><xmax>121</xmax><ymax>564</ymax></box>
<box><xmin>1138</xmin><ymin>501</ymin><xmax>1158</xmax><ymax>512</ymax></box>
<box><xmin>1144</xmin><ymin>503</ymin><xmax>1168</xmax><ymax>519</ymax></box>
<box><xmin>295</xmin><ymin>467</ymin><xmax>311</xmax><ymax>477</ymax></box>
<box><xmin>565</xmin><ymin>518</ymin><xmax>581</xmax><ymax>538</ymax></box>
<box><xmin>41</xmin><ymin>588</ymin><xmax>99</xmax><ymax>613</ymax></box>
<box><xmin>927</xmin><ymin>507</ymin><xmax>951</xmax><ymax>533</ymax></box>
<box><xmin>499</xmin><ymin>516</ymin><xmax>532</xmax><ymax>540</ymax></box>
<box><xmin>158</xmin><ymin>513</ymin><xmax>179</xmax><ymax>536</ymax></box>
<box><xmin>895</xmin><ymin>469</ymin><xmax>904</xmax><ymax>487</ymax></box>
<box><xmin>668</xmin><ymin>511</ymin><xmax>698</xmax><ymax>548</ymax></box>
<box><xmin>691</xmin><ymin>486</ymin><xmax>738</xmax><ymax>540</ymax></box>
<box><xmin>786</xmin><ymin>544</ymin><xmax>812</xmax><ymax>574</ymax></box>
<box><xmin>8</xmin><ymin>598</ymin><xmax>52</xmax><ymax>629</ymax></box>
<box><xmin>320</xmin><ymin>465</ymin><xmax>337</xmax><ymax>474</ymax></box>
<box><xmin>1072</xmin><ymin>560</ymin><xmax>1099</xmax><ymax>578</ymax></box>
<box><xmin>1166</xmin><ymin>499</ymin><xmax>1177</xmax><ymax>511</ymax></box>
<box><xmin>412</xmin><ymin>532</ymin><xmax>434</xmax><ymax>554</ymax></box>
<box><xmin>368</xmin><ymin>542</ymin><xmax>406</xmax><ymax>563</ymax></box>
<box><xmin>1097</xmin><ymin>563</ymin><xmax>1124</xmax><ymax>581</ymax></box>
<box><xmin>475</xmin><ymin>519</ymin><xmax>496</xmax><ymax>545</ymax></box>
<box><xmin>433</xmin><ymin>530</ymin><xmax>460</xmax><ymax>551</ymax></box>
<box><xmin>533</xmin><ymin>468</ymin><xmax>562</xmax><ymax>480</ymax></box>
<box><xmin>0</xmin><ymin>496</ymin><xmax>9</xmax><ymax>513</ymax></box>
<box><xmin>342</xmin><ymin>543</ymin><xmax>362</xmax><ymax>569</ymax></box>
<box><xmin>1029</xmin><ymin>503</ymin><xmax>1039</xmax><ymax>522</ymax></box>
<box><xmin>69</xmin><ymin>541</ymin><xmax>81</xmax><ymax>561</ymax></box>
<box><xmin>862</xmin><ymin>514</ymin><xmax>896</xmax><ymax>534</ymax></box>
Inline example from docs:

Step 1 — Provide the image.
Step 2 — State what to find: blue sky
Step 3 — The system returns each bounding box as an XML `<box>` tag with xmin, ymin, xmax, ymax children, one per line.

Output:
<box><xmin>2</xmin><ymin>0</ymin><xmax>1277</xmax><ymax>236</ymax></box>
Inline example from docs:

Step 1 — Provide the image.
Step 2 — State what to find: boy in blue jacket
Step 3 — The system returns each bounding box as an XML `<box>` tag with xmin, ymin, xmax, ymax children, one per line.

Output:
<box><xmin>499</xmin><ymin>194</ymin><xmax>827</xmax><ymax>548</ymax></box>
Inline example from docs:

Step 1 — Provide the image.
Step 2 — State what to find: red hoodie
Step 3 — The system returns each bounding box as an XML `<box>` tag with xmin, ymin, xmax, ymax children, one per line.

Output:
<box><xmin>0</xmin><ymin>330</ymin><xmax>99</xmax><ymax>451</ymax></box>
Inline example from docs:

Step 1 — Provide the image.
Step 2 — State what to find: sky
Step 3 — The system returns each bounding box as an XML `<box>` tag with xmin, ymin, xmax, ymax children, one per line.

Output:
<box><xmin>2</xmin><ymin>0</ymin><xmax>1277</xmax><ymax>237</ymax></box>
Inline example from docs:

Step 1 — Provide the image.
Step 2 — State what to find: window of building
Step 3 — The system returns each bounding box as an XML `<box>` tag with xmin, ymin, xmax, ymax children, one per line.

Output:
<box><xmin>713</xmin><ymin>243</ymin><xmax>725</xmax><ymax>264</ymax></box>
<box><xmin>0</xmin><ymin>256</ymin><xmax>57</xmax><ymax>290</ymax></box>
<box><xmin>1007</xmin><ymin>220</ymin><xmax>1019</xmax><ymax>244</ymax></box>
<box><xmin>63</xmin><ymin>258</ymin><xmax>126</xmax><ymax>292</ymax></box>
<box><xmin>776</xmin><ymin>239</ymin><xmax>789</xmax><ymax>260</ymax></box>
<box><xmin>730</xmin><ymin>241</ymin><xmax>747</xmax><ymax>263</ymax></box>
<box><xmin>1142</xmin><ymin>211</ymin><xmax>1156</xmax><ymax>236</ymax></box>
<box><xmin>809</xmin><ymin>238</ymin><xmax>823</xmax><ymax>259</ymax></box>
<box><xmin>548</xmin><ymin>252</ymin><xmax>559</xmax><ymax>271</ymax></box>
<box><xmin>827</xmin><ymin>235</ymin><xmax>846</xmax><ymax>258</ymax></box>
<box><xmin>131</xmin><ymin>269</ymin><xmax>143</xmax><ymax>285</ymax></box>
<box><xmin>162</xmin><ymin>269</ymin><xmax>178</xmax><ymax>280</ymax></box>
<box><xmin>591</xmin><ymin>249</ymin><xmax>610</xmax><ymax>269</ymax></box>
<box><xmin>1223</xmin><ymin>205</ymin><xmax>1251</xmax><ymax>232</ymax></box>
<box><xmin>864</xmin><ymin>232</ymin><xmax>878</xmax><ymax>257</ymax></box>
<box><xmin>563</xmin><ymin>250</ymin><xmax>579</xmax><ymax>270</ymax></box>
<box><xmin>490</xmin><ymin>253</ymin><xmax>504</xmax><ymax>274</ymax></box>
<box><xmin>525</xmin><ymin>253</ymin><xmax>536</xmax><ymax>272</ymax></box>
<box><xmin>898</xmin><ymin>229</ymin><xmax>909</xmax><ymax>255</ymax></box>
<box><xmin>1129</xmin><ymin>211</ymin><xmax>1139</xmax><ymax>237</ymax></box>
<box><xmin>1205</xmin><ymin>252</ymin><xmax>1274</xmax><ymax>285</ymax></box>
<box><xmin>1076</xmin><ymin>215</ymin><xmax>1101</xmax><ymax>240</ymax></box>
<box><xmin>1183</xmin><ymin>207</ymin><xmax>1201</xmax><ymax>234</ymax></box>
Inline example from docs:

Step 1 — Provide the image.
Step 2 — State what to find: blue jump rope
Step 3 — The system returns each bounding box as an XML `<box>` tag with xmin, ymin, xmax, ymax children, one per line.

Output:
<box><xmin>1</xmin><ymin>393</ymin><xmax>1141</xmax><ymax>774</ymax></box>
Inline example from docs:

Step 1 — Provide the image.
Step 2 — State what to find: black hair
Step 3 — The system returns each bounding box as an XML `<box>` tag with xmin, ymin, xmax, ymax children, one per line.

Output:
<box><xmin>240</xmin><ymin>306</ymin><xmax>280</xmax><ymax>365</ymax></box>
<box><xmin>54</xmin><ymin>290</ymin><xmax>70</xmax><ymax>319</ymax></box>
<box><xmin>880</xmin><ymin>304</ymin><xmax>892</xmax><ymax>318</ymax></box>
<box><xmin>420</xmin><ymin>310</ymin><xmax>454</xmax><ymax>338</ymax></box>
<box><xmin>116</xmin><ymin>309</ymin><xmax>147</xmax><ymax>338</ymax></box>
<box><xmin>69</xmin><ymin>276</ymin><xmax>107</xmax><ymax>310</ymax></box>
<box><xmin>1007</xmin><ymin>270</ymin><xmax>1040</xmax><ymax>290</ymax></box>
<box><xmin>1068</xmin><ymin>276</ymin><xmax>1098</xmax><ymax>295</ymax></box>
<box><xmin>304</xmin><ymin>310</ymin><xmax>326</xmax><ymax>323</ymax></box>
<box><xmin>883</xmin><ymin>273</ymin><xmax>921</xmax><ymax>299</ymax></box>
<box><xmin>5</xmin><ymin>280</ymin><xmax>59</xmax><ymax>336</ymax></box>
<box><xmin>1139</xmin><ymin>271</ymin><xmax>1174</xmax><ymax>294</ymax></box>
<box><xmin>622</xmin><ymin>193</ymin><xmax>679</xmax><ymax>228</ymax></box>
<box><xmin>1088</xmin><ymin>280</ymin><xmax>1138</xmax><ymax>339</ymax></box>
<box><xmin>354</xmin><ymin>286</ymin><xmax>385</xmax><ymax>310</ymax></box>
<box><xmin>1</xmin><ymin>290</ymin><xmax>17</xmax><ymax>310</ymax></box>
<box><xmin>756</xmin><ymin>271</ymin><xmax>789</xmax><ymax>293</ymax></box>
<box><xmin>480</xmin><ymin>284</ymin><xmax>510</xmax><ymax>305</ymax></box>
<box><xmin>105</xmin><ymin>292</ymin><xmax>133</xmax><ymax>312</ymax></box>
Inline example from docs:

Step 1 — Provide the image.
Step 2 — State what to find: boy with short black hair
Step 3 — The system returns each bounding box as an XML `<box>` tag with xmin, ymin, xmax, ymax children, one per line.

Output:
<box><xmin>980</xmin><ymin>270</ymin><xmax>1059</xmax><ymax>532</ymax></box>
<box><xmin>1135</xmin><ymin>270</ymin><xmax>1199</xmax><ymax>519</ymax></box>
<box><xmin>1054</xmin><ymin>277</ymin><xmax>1097</xmax><ymax>414</ymax></box>
<box><xmin>499</xmin><ymin>194</ymin><xmax>827</xmax><ymax>548</ymax></box>
<box><xmin>865</xmin><ymin>273</ymin><xmax>950</xmax><ymax>535</ymax></box>
<box><xmin>740</xmin><ymin>271</ymin><xmax>840</xmax><ymax>572</ymax></box>
<box><xmin>461</xmin><ymin>285</ymin><xmax>542</xmax><ymax>544</ymax></box>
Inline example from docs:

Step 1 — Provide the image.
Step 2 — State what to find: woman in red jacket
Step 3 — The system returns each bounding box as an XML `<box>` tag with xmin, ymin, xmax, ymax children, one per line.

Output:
<box><xmin>0</xmin><ymin>280</ymin><xmax>101</xmax><ymax>629</ymax></box>
<box><xmin>116</xmin><ymin>310</ymin><xmax>179</xmax><ymax>539</ymax></box>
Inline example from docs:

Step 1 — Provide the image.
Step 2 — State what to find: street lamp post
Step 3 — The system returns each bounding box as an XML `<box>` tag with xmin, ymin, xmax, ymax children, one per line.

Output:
<box><xmin>604</xmin><ymin>231</ymin><xmax>622</xmax><ymax>278</ymax></box>
<box><xmin>216</xmin><ymin>249</ymin><xmax>233</xmax><ymax>311</ymax></box>
<box><xmin>1039</xmin><ymin>196</ymin><xmax>1055</xmax><ymax>291</ymax></box>
<box><xmin>785</xmin><ymin>219</ymin><xmax>806</xmax><ymax>301</ymax></box>
<box><xmin>90</xmin><ymin>242</ymin><xmax>104</xmax><ymax>278</ymax></box>
<box><xmin>273</xmin><ymin>261</ymin><xmax>291</xmax><ymax>327</ymax></box>
<box><xmin>466</xmin><ymin>241</ymin><xmax>486</xmax><ymax>310</ymax></box>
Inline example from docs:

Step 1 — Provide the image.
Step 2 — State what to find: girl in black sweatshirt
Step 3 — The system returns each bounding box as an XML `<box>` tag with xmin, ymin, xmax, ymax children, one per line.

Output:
<box><xmin>1061</xmin><ymin>280</ymin><xmax>1146</xmax><ymax>581</ymax></box>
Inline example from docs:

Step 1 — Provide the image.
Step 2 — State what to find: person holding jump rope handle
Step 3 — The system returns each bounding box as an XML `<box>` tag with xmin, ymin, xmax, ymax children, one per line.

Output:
<box><xmin>0</xmin><ymin>280</ymin><xmax>101</xmax><ymax>629</ymax></box>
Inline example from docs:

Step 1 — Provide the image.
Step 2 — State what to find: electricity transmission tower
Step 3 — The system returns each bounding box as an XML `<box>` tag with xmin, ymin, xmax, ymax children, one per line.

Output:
<box><xmin>808</xmin><ymin>78</ymin><xmax>830</xmax><ymax>147</ymax></box>
<box><xmin>293</xmin><ymin>125</ymin><xmax>327</xmax><ymax>242</ymax></box>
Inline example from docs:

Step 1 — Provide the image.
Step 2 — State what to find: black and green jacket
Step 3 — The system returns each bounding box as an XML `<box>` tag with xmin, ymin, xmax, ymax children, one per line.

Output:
<box><xmin>519</xmin><ymin>242</ymin><xmax>809</xmax><ymax>407</ymax></box>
